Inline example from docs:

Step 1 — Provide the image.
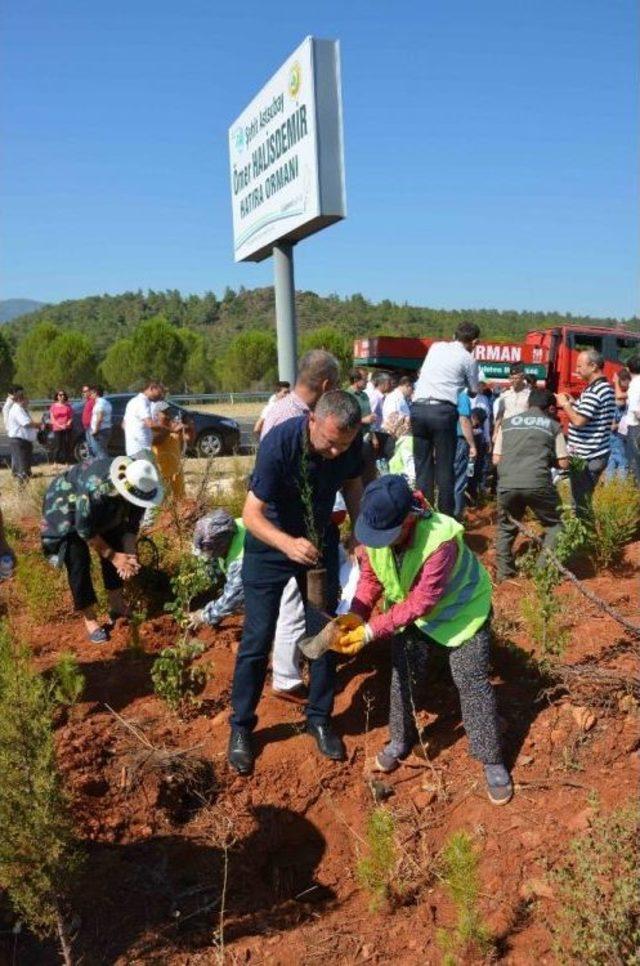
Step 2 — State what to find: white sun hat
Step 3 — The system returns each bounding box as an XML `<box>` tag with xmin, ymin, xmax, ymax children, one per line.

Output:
<box><xmin>109</xmin><ymin>456</ymin><xmax>164</xmax><ymax>509</ymax></box>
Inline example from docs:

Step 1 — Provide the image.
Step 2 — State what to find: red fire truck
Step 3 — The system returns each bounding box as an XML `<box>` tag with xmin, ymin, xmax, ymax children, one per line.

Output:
<box><xmin>353</xmin><ymin>324</ymin><xmax>640</xmax><ymax>398</ymax></box>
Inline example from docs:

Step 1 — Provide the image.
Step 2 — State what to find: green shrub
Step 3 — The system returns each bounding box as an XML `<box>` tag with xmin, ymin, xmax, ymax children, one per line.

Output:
<box><xmin>356</xmin><ymin>807</ymin><xmax>397</xmax><ymax>910</ymax></box>
<box><xmin>588</xmin><ymin>476</ymin><xmax>640</xmax><ymax>569</ymax></box>
<box><xmin>551</xmin><ymin>801</ymin><xmax>639</xmax><ymax>964</ymax></box>
<box><xmin>127</xmin><ymin>607</ymin><xmax>147</xmax><ymax>656</ymax></box>
<box><xmin>519</xmin><ymin>510</ymin><xmax>586</xmax><ymax>661</ymax></box>
<box><xmin>436</xmin><ymin>831</ymin><xmax>491</xmax><ymax>964</ymax></box>
<box><xmin>151</xmin><ymin>640</ymin><xmax>209</xmax><ymax>713</ymax></box>
<box><xmin>16</xmin><ymin>551</ymin><xmax>68</xmax><ymax>623</ymax></box>
<box><xmin>164</xmin><ymin>555</ymin><xmax>212</xmax><ymax>631</ymax></box>
<box><xmin>0</xmin><ymin>623</ymin><xmax>80</xmax><ymax>945</ymax></box>
<box><xmin>49</xmin><ymin>652</ymin><xmax>85</xmax><ymax>707</ymax></box>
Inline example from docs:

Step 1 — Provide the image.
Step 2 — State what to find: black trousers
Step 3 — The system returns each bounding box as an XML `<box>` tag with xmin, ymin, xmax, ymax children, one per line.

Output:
<box><xmin>62</xmin><ymin>530</ymin><xmax>125</xmax><ymax>611</ymax></box>
<box><xmin>9</xmin><ymin>438</ymin><xmax>33</xmax><ymax>480</ymax></box>
<box><xmin>52</xmin><ymin>430</ymin><xmax>72</xmax><ymax>463</ymax></box>
<box><xmin>496</xmin><ymin>486</ymin><xmax>562</xmax><ymax>579</ymax></box>
<box><xmin>410</xmin><ymin>401</ymin><xmax>458</xmax><ymax>515</ymax></box>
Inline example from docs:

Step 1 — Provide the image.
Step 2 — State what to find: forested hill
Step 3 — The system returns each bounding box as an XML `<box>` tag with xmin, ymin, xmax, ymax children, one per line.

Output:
<box><xmin>2</xmin><ymin>288</ymin><xmax>638</xmax><ymax>396</ymax></box>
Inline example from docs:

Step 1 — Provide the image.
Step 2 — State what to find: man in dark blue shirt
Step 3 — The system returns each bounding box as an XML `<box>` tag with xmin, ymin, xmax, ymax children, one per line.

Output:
<box><xmin>229</xmin><ymin>390</ymin><xmax>363</xmax><ymax>775</ymax></box>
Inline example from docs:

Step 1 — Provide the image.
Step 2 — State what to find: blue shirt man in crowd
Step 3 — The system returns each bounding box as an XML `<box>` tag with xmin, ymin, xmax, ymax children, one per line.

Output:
<box><xmin>228</xmin><ymin>390</ymin><xmax>363</xmax><ymax>775</ymax></box>
<box><xmin>453</xmin><ymin>390</ymin><xmax>477</xmax><ymax>520</ymax></box>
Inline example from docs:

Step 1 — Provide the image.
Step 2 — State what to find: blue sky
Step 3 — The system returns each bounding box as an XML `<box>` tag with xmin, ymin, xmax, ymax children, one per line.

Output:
<box><xmin>2</xmin><ymin>0</ymin><xmax>637</xmax><ymax>318</ymax></box>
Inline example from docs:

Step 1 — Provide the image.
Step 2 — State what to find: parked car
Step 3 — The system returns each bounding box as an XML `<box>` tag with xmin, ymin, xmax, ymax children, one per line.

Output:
<box><xmin>37</xmin><ymin>394</ymin><xmax>241</xmax><ymax>462</ymax></box>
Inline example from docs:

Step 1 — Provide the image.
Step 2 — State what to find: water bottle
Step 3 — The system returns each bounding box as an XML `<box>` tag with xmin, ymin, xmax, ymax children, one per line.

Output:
<box><xmin>0</xmin><ymin>554</ymin><xmax>14</xmax><ymax>580</ymax></box>
<box><xmin>466</xmin><ymin>458</ymin><xmax>475</xmax><ymax>478</ymax></box>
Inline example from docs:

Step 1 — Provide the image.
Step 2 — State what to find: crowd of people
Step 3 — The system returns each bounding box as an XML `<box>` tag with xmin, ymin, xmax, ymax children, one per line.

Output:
<box><xmin>1</xmin><ymin>380</ymin><xmax>190</xmax><ymax>497</ymax></box>
<box><xmin>1</xmin><ymin>331</ymin><xmax>638</xmax><ymax>809</ymax></box>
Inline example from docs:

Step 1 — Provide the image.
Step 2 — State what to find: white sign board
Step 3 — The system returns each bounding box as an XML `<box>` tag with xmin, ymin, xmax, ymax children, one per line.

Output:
<box><xmin>228</xmin><ymin>36</ymin><xmax>346</xmax><ymax>263</ymax></box>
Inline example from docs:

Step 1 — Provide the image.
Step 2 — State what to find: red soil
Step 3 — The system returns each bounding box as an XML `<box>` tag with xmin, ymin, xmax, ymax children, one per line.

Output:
<box><xmin>1</xmin><ymin>505</ymin><xmax>638</xmax><ymax>964</ymax></box>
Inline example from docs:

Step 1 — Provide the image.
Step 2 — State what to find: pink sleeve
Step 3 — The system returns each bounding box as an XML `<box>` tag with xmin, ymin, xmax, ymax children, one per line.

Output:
<box><xmin>368</xmin><ymin>539</ymin><xmax>459</xmax><ymax>640</ymax></box>
<box><xmin>349</xmin><ymin>550</ymin><xmax>384</xmax><ymax>621</ymax></box>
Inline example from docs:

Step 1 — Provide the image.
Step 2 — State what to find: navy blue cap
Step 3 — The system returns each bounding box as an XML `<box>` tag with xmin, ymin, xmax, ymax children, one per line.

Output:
<box><xmin>355</xmin><ymin>475</ymin><xmax>414</xmax><ymax>548</ymax></box>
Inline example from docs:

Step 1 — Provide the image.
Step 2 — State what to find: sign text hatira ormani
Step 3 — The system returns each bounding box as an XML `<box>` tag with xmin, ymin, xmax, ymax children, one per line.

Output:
<box><xmin>232</xmin><ymin>104</ymin><xmax>309</xmax><ymax>219</ymax></box>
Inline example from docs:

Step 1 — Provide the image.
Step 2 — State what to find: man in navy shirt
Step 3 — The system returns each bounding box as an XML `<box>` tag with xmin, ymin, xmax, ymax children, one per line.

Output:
<box><xmin>228</xmin><ymin>390</ymin><xmax>363</xmax><ymax>775</ymax></box>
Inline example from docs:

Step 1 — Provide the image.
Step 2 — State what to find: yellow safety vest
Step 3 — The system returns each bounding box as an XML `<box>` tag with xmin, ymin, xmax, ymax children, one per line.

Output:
<box><xmin>218</xmin><ymin>519</ymin><xmax>246</xmax><ymax>574</ymax></box>
<box><xmin>366</xmin><ymin>513</ymin><xmax>491</xmax><ymax>647</ymax></box>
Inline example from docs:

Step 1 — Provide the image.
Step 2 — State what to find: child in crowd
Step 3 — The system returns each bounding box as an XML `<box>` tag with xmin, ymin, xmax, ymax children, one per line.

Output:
<box><xmin>381</xmin><ymin>413</ymin><xmax>416</xmax><ymax>487</ymax></box>
<box><xmin>468</xmin><ymin>408</ymin><xmax>488</xmax><ymax>504</ymax></box>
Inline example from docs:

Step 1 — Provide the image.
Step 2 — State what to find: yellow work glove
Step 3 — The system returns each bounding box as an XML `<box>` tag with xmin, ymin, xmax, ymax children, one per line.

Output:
<box><xmin>331</xmin><ymin>622</ymin><xmax>373</xmax><ymax>656</ymax></box>
<box><xmin>334</xmin><ymin>612</ymin><xmax>364</xmax><ymax>631</ymax></box>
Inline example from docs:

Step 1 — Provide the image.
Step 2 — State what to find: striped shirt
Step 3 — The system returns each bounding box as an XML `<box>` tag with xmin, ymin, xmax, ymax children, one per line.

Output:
<box><xmin>567</xmin><ymin>377</ymin><xmax>616</xmax><ymax>460</ymax></box>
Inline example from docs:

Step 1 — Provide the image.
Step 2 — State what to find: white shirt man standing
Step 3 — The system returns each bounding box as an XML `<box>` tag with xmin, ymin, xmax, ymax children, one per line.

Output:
<box><xmin>123</xmin><ymin>381</ymin><xmax>164</xmax><ymax>457</ymax></box>
<box><xmin>624</xmin><ymin>354</ymin><xmax>640</xmax><ymax>484</ymax></box>
<box><xmin>410</xmin><ymin>321</ymin><xmax>480</xmax><ymax>515</ymax></box>
<box><xmin>382</xmin><ymin>376</ymin><xmax>413</xmax><ymax>424</ymax></box>
<box><xmin>366</xmin><ymin>371</ymin><xmax>392</xmax><ymax>431</ymax></box>
<box><xmin>89</xmin><ymin>386</ymin><xmax>114</xmax><ymax>460</ymax></box>
<box><xmin>493</xmin><ymin>363</ymin><xmax>531</xmax><ymax>438</ymax></box>
<box><xmin>6</xmin><ymin>389</ymin><xmax>38</xmax><ymax>481</ymax></box>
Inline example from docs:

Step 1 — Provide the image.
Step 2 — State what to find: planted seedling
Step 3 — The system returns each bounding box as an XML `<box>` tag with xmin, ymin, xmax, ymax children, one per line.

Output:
<box><xmin>151</xmin><ymin>640</ymin><xmax>209</xmax><ymax>714</ymax></box>
<box><xmin>298</xmin><ymin>430</ymin><xmax>326</xmax><ymax>610</ymax></box>
<box><xmin>49</xmin><ymin>652</ymin><xmax>85</xmax><ymax>708</ymax></box>
<box><xmin>154</xmin><ymin>555</ymin><xmax>213</xmax><ymax>714</ymax></box>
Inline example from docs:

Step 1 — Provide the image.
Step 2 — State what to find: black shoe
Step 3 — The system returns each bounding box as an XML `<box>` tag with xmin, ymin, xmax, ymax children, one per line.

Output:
<box><xmin>227</xmin><ymin>730</ymin><xmax>254</xmax><ymax>775</ymax></box>
<box><xmin>307</xmin><ymin>721</ymin><xmax>346</xmax><ymax>761</ymax></box>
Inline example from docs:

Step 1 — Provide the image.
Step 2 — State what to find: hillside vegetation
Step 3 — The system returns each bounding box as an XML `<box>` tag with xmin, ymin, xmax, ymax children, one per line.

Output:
<box><xmin>2</xmin><ymin>287</ymin><xmax>638</xmax><ymax>396</ymax></box>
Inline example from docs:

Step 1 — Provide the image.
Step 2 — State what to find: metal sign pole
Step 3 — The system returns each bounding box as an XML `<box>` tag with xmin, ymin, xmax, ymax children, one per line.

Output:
<box><xmin>273</xmin><ymin>241</ymin><xmax>297</xmax><ymax>385</ymax></box>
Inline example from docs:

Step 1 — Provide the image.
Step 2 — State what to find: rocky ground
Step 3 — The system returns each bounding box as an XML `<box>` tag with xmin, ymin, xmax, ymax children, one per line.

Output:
<box><xmin>1</xmin><ymin>501</ymin><xmax>638</xmax><ymax>964</ymax></box>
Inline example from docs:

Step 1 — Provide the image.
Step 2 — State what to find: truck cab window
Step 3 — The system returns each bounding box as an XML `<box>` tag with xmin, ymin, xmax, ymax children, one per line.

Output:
<box><xmin>567</xmin><ymin>331</ymin><xmax>603</xmax><ymax>355</ymax></box>
<box><xmin>612</xmin><ymin>336</ymin><xmax>640</xmax><ymax>365</ymax></box>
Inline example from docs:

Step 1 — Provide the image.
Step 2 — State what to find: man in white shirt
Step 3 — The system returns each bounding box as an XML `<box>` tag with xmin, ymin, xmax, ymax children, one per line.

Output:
<box><xmin>411</xmin><ymin>322</ymin><xmax>480</xmax><ymax>515</ymax></box>
<box><xmin>493</xmin><ymin>363</ymin><xmax>531</xmax><ymax>439</ymax></box>
<box><xmin>3</xmin><ymin>384</ymin><xmax>23</xmax><ymax>474</ymax></box>
<box><xmin>366</xmin><ymin>371</ymin><xmax>392</xmax><ymax>431</ymax></box>
<box><xmin>123</xmin><ymin>381</ymin><xmax>164</xmax><ymax>457</ymax></box>
<box><xmin>2</xmin><ymin>384</ymin><xmax>21</xmax><ymax>429</ymax></box>
<box><xmin>6</xmin><ymin>389</ymin><xmax>38</xmax><ymax>481</ymax></box>
<box><xmin>382</xmin><ymin>376</ymin><xmax>413</xmax><ymax>424</ymax></box>
<box><xmin>89</xmin><ymin>386</ymin><xmax>114</xmax><ymax>460</ymax></box>
<box><xmin>626</xmin><ymin>355</ymin><xmax>640</xmax><ymax>484</ymax></box>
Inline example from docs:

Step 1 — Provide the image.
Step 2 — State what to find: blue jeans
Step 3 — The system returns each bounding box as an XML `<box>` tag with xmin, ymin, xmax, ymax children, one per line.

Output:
<box><xmin>230</xmin><ymin>539</ymin><xmax>339</xmax><ymax>732</ymax></box>
<box><xmin>569</xmin><ymin>456</ymin><xmax>608</xmax><ymax>519</ymax></box>
<box><xmin>605</xmin><ymin>434</ymin><xmax>628</xmax><ymax>479</ymax></box>
<box><xmin>89</xmin><ymin>429</ymin><xmax>111</xmax><ymax>460</ymax></box>
<box><xmin>453</xmin><ymin>437</ymin><xmax>470</xmax><ymax>519</ymax></box>
<box><xmin>627</xmin><ymin>427</ymin><xmax>640</xmax><ymax>485</ymax></box>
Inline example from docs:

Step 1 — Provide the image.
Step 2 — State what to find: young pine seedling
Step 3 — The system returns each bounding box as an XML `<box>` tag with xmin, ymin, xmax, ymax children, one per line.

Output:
<box><xmin>49</xmin><ymin>652</ymin><xmax>85</xmax><ymax>708</ymax></box>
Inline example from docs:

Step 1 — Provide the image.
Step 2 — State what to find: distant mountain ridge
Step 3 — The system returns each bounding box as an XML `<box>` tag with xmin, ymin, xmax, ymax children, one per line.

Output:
<box><xmin>0</xmin><ymin>299</ymin><xmax>46</xmax><ymax>323</ymax></box>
